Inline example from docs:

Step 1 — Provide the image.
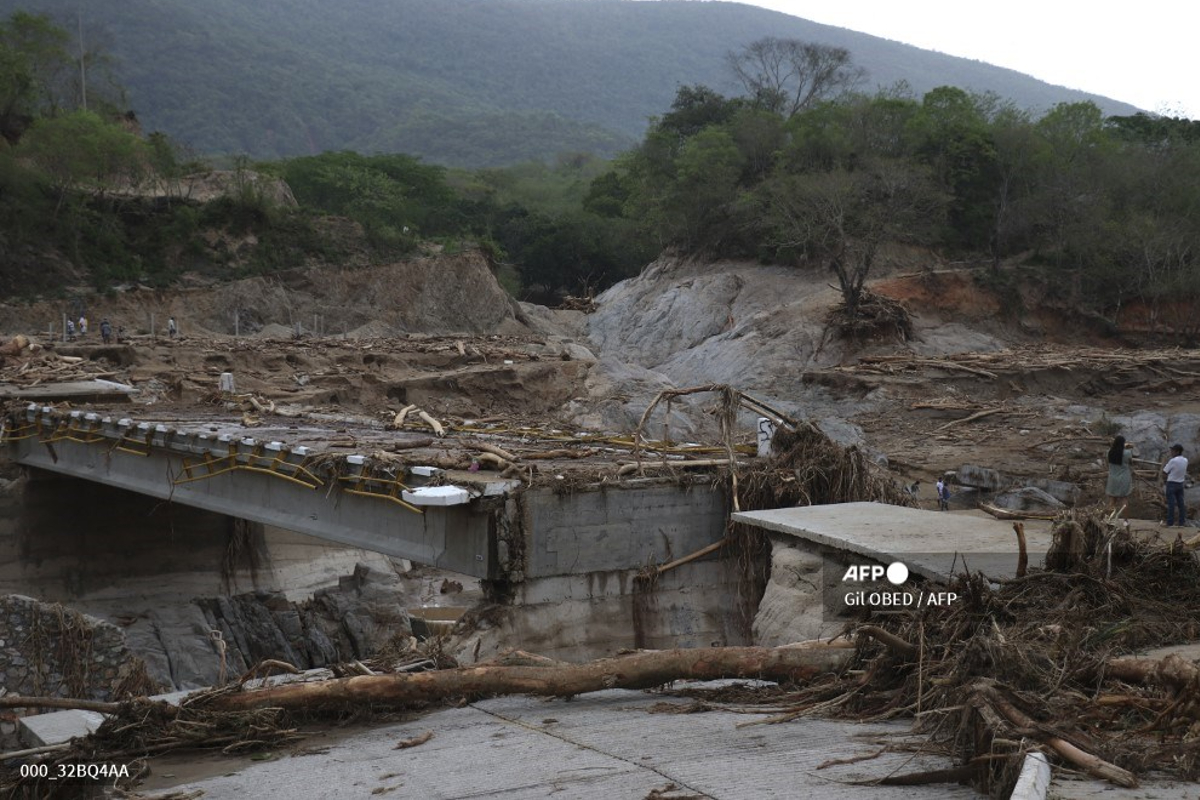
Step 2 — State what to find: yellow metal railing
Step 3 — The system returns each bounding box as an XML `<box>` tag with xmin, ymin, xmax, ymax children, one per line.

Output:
<box><xmin>174</xmin><ymin>441</ymin><xmax>322</xmax><ymax>490</ymax></box>
<box><xmin>338</xmin><ymin>472</ymin><xmax>423</xmax><ymax>514</ymax></box>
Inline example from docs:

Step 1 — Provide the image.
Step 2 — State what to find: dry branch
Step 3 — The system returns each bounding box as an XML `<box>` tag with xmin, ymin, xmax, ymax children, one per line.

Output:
<box><xmin>465</xmin><ymin>441</ymin><xmax>519</xmax><ymax>463</ymax></box>
<box><xmin>387</xmin><ymin>437</ymin><xmax>435</xmax><ymax>451</ymax></box>
<box><xmin>417</xmin><ymin>410</ymin><xmax>446</xmax><ymax>437</ymax></box>
<box><xmin>388</xmin><ymin>404</ymin><xmax>418</xmax><ymax>429</ymax></box>
<box><xmin>979</xmin><ymin>502</ymin><xmax>1057</xmax><ymax>521</ymax></box>
<box><xmin>0</xmin><ymin>695</ymin><xmax>121</xmax><ymax>713</ymax></box>
<box><xmin>934</xmin><ymin>407</ymin><xmax>1004</xmax><ymax>431</ymax></box>
<box><xmin>857</xmin><ymin>625</ymin><xmax>917</xmax><ymax>658</ymax></box>
<box><xmin>395</xmin><ymin>731</ymin><xmax>434</xmax><ymax>749</ymax></box>
<box><xmin>644</xmin><ymin>537</ymin><xmax>730</xmax><ymax>577</ymax></box>
<box><xmin>1013</xmin><ymin>522</ymin><xmax>1028</xmax><ymax>578</ymax></box>
<box><xmin>977</xmin><ymin>682</ymin><xmax>1137</xmax><ymax>788</ymax></box>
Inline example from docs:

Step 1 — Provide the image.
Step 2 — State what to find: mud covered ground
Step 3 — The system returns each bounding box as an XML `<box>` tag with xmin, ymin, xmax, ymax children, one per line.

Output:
<box><xmin>5</xmin><ymin>255</ymin><xmax>1199</xmax><ymax>518</ymax></box>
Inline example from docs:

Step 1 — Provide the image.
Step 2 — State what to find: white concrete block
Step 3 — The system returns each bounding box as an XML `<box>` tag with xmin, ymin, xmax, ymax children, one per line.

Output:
<box><xmin>19</xmin><ymin>709</ymin><xmax>106</xmax><ymax>747</ymax></box>
<box><xmin>401</xmin><ymin>486</ymin><xmax>471</xmax><ymax>506</ymax></box>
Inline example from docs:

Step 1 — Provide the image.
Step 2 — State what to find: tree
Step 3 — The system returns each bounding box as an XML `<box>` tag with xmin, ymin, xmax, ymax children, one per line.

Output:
<box><xmin>726</xmin><ymin>37</ymin><xmax>865</xmax><ymax>119</ymax></box>
<box><xmin>1106</xmin><ymin>112</ymin><xmax>1200</xmax><ymax>146</ymax></box>
<box><xmin>281</xmin><ymin>151</ymin><xmax>459</xmax><ymax>248</ymax></box>
<box><xmin>783</xmin><ymin>90</ymin><xmax>920</xmax><ymax>174</ymax></box>
<box><xmin>1028</xmin><ymin>102</ymin><xmax>1113</xmax><ymax>270</ymax></box>
<box><xmin>17</xmin><ymin>110</ymin><xmax>144</xmax><ymax>213</ymax></box>
<box><xmin>984</xmin><ymin>105</ymin><xmax>1040</xmax><ymax>269</ymax></box>
<box><xmin>0</xmin><ymin>12</ymin><xmax>71</xmax><ymax>143</ymax></box>
<box><xmin>905</xmin><ymin>87</ymin><xmax>1001</xmax><ymax>251</ymax></box>
<box><xmin>756</xmin><ymin>158</ymin><xmax>945</xmax><ymax>318</ymax></box>
<box><xmin>657</xmin><ymin>84</ymin><xmax>741</xmax><ymax>139</ymax></box>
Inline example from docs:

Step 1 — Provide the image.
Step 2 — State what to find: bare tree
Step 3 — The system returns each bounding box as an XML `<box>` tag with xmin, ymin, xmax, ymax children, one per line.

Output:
<box><xmin>758</xmin><ymin>159</ymin><xmax>944</xmax><ymax>318</ymax></box>
<box><xmin>727</xmin><ymin>37</ymin><xmax>865</xmax><ymax>119</ymax></box>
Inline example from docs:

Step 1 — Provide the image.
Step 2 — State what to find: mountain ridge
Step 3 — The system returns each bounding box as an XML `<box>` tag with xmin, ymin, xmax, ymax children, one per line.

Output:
<box><xmin>1</xmin><ymin>0</ymin><xmax>1141</xmax><ymax>166</ymax></box>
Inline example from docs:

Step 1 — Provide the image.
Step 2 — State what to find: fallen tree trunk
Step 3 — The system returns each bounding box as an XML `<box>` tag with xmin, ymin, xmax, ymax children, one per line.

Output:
<box><xmin>1104</xmin><ymin>653</ymin><xmax>1200</xmax><ymax>689</ymax></box>
<box><xmin>206</xmin><ymin>644</ymin><xmax>853</xmax><ymax>713</ymax></box>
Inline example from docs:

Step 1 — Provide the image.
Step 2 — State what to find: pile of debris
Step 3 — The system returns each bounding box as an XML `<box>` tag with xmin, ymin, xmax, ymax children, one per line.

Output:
<box><xmin>840</xmin><ymin>344</ymin><xmax>1200</xmax><ymax>387</ymax></box>
<box><xmin>708</xmin><ymin>510</ymin><xmax>1200</xmax><ymax>796</ymax></box>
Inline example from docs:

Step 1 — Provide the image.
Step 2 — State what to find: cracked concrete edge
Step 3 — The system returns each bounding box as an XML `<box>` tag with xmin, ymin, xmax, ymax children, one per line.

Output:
<box><xmin>1010</xmin><ymin>751</ymin><xmax>1051</xmax><ymax>800</ymax></box>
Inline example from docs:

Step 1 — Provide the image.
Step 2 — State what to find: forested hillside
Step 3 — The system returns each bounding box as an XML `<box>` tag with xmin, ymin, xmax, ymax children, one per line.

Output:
<box><xmin>0</xmin><ymin>0</ymin><xmax>1138</xmax><ymax>166</ymax></box>
<box><xmin>4</xmin><ymin>7</ymin><xmax>1197</xmax><ymax>344</ymax></box>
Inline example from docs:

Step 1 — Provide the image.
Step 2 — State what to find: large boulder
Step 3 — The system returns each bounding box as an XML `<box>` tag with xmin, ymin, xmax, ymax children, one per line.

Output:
<box><xmin>579</xmin><ymin>257</ymin><xmax>887</xmax><ymax>435</ymax></box>
<box><xmin>992</xmin><ymin>486</ymin><xmax>1066</xmax><ymax>514</ymax></box>
<box><xmin>587</xmin><ymin>257</ymin><xmax>839</xmax><ymax>391</ymax></box>
<box><xmin>1109</xmin><ymin>411</ymin><xmax>1200</xmax><ymax>463</ymax></box>
<box><xmin>752</xmin><ymin>540</ymin><xmax>830</xmax><ymax>647</ymax></box>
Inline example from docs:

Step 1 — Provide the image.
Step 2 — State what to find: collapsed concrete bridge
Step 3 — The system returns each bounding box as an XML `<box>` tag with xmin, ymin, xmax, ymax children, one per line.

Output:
<box><xmin>2</xmin><ymin>403</ymin><xmax>752</xmax><ymax>660</ymax></box>
<box><xmin>2</xmin><ymin>404</ymin><xmax>729</xmax><ymax>584</ymax></box>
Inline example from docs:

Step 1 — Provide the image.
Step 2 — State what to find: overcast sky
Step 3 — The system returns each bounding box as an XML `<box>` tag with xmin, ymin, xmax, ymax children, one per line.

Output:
<box><xmin>723</xmin><ymin>1</ymin><xmax>1196</xmax><ymax>119</ymax></box>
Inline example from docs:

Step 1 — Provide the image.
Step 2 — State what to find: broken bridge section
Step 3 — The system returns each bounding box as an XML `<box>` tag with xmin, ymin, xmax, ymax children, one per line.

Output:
<box><xmin>4</xmin><ymin>405</ymin><xmax>490</xmax><ymax>576</ymax></box>
<box><xmin>3</xmin><ymin>406</ymin><xmax>730</xmax><ymax>586</ymax></box>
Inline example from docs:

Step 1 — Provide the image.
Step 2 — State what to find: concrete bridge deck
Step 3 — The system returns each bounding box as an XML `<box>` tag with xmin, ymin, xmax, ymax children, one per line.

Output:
<box><xmin>2</xmin><ymin>403</ymin><xmax>729</xmax><ymax>584</ymax></box>
<box><xmin>733</xmin><ymin>501</ymin><xmax>1053</xmax><ymax>583</ymax></box>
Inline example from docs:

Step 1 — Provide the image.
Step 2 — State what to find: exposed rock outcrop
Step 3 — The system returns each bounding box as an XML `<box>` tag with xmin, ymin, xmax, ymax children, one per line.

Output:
<box><xmin>130</xmin><ymin>564</ymin><xmax>415</xmax><ymax>690</ymax></box>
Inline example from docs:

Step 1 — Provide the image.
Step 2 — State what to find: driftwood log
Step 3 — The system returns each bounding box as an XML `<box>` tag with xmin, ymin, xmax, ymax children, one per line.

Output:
<box><xmin>205</xmin><ymin>644</ymin><xmax>854</xmax><ymax>713</ymax></box>
<box><xmin>1105</xmin><ymin>653</ymin><xmax>1200</xmax><ymax>689</ymax></box>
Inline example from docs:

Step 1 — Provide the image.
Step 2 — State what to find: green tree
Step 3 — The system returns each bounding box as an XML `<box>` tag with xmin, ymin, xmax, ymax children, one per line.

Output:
<box><xmin>17</xmin><ymin>109</ymin><xmax>144</xmax><ymax>213</ymax></box>
<box><xmin>282</xmin><ymin>151</ymin><xmax>458</xmax><ymax>249</ymax></box>
<box><xmin>1028</xmin><ymin>102</ymin><xmax>1113</xmax><ymax>270</ymax></box>
<box><xmin>906</xmin><ymin>87</ymin><xmax>1000</xmax><ymax>251</ymax></box>
<box><xmin>657</xmin><ymin>85</ymin><xmax>742</xmax><ymax>138</ymax></box>
<box><xmin>983</xmin><ymin>105</ymin><xmax>1041</xmax><ymax>268</ymax></box>
<box><xmin>0</xmin><ymin>12</ymin><xmax>72</xmax><ymax>143</ymax></box>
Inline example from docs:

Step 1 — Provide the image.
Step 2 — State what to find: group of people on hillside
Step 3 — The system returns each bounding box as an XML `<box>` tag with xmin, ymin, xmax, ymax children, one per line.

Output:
<box><xmin>65</xmin><ymin>314</ymin><xmax>112</xmax><ymax>342</ymax></box>
<box><xmin>60</xmin><ymin>314</ymin><xmax>178</xmax><ymax>343</ymax></box>
<box><xmin>1105</xmin><ymin>436</ymin><xmax>1191</xmax><ymax>527</ymax></box>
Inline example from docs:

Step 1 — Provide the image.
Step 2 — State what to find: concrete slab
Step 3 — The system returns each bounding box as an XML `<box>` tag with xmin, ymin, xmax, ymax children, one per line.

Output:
<box><xmin>0</xmin><ymin>380</ymin><xmax>134</xmax><ymax>403</ymax></box>
<box><xmin>18</xmin><ymin>709</ymin><xmax>106</xmax><ymax>747</ymax></box>
<box><xmin>138</xmin><ymin>685</ymin><xmax>978</xmax><ymax>799</ymax></box>
<box><xmin>1010</xmin><ymin>752</ymin><xmax>1050</xmax><ymax>800</ymax></box>
<box><xmin>732</xmin><ymin>502</ymin><xmax>1052</xmax><ymax>582</ymax></box>
<box><xmin>18</xmin><ymin>688</ymin><xmax>205</xmax><ymax>747</ymax></box>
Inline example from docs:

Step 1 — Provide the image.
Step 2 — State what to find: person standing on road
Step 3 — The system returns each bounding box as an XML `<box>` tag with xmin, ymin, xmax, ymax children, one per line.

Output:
<box><xmin>936</xmin><ymin>478</ymin><xmax>950</xmax><ymax>511</ymax></box>
<box><xmin>1105</xmin><ymin>435</ymin><xmax>1134</xmax><ymax>517</ymax></box>
<box><xmin>100</xmin><ymin>318</ymin><xmax>113</xmax><ymax>344</ymax></box>
<box><xmin>1162</xmin><ymin>444</ymin><xmax>1188</xmax><ymax>527</ymax></box>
